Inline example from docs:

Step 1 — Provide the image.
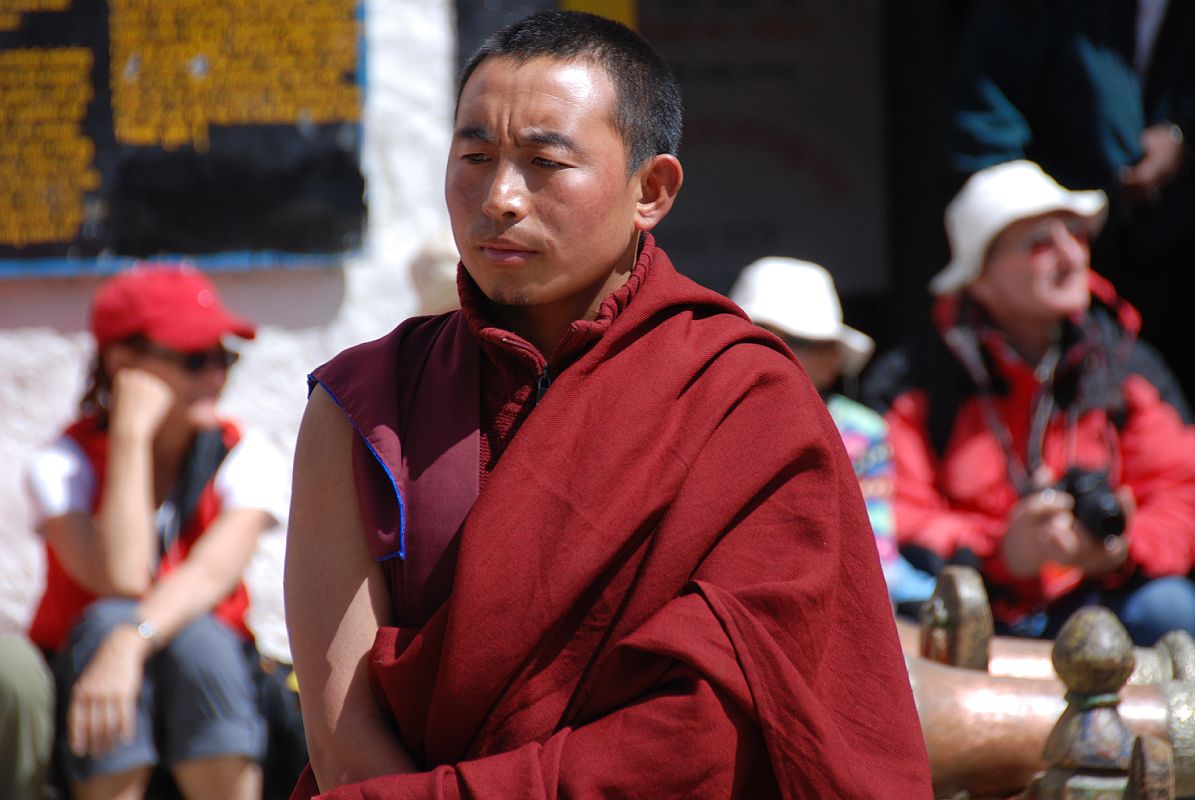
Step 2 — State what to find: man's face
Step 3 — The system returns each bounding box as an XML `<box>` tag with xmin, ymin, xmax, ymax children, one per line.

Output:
<box><xmin>969</xmin><ymin>212</ymin><xmax>1092</xmax><ymax>325</ymax></box>
<box><xmin>446</xmin><ymin>56</ymin><xmax>644</xmax><ymax>315</ymax></box>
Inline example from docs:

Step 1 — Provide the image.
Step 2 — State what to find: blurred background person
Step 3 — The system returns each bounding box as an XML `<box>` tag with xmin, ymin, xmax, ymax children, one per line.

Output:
<box><xmin>946</xmin><ymin>0</ymin><xmax>1195</xmax><ymax>400</ymax></box>
<box><xmin>0</xmin><ymin>632</ymin><xmax>54</xmax><ymax>800</ymax></box>
<box><xmin>24</xmin><ymin>264</ymin><xmax>287</xmax><ymax>800</ymax></box>
<box><xmin>408</xmin><ymin>227</ymin><xmax>462</xmax><ymax>317</ymax></box>
<box><xmin>730</xmin><ymin>257</ymin><xmax>936</xmax><ymax>612</ymax></box>
<box><xmin>864</xmin><ymin>160</ymin><xmax>1195</xmax><ymax>646</ymax></box>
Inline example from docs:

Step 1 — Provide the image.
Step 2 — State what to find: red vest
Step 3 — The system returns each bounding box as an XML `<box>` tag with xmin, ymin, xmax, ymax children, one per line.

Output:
<box><xmin>28</xmin><ymin>416</ymin><xmax>252</xmax><ymax>652</ymax></box>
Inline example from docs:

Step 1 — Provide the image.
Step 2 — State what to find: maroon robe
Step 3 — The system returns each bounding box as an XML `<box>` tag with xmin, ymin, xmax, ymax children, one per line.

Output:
<box><xmin>297</xmin><ymin>236</ymin><xmax>932</xmax><ymax>798</ymax></box>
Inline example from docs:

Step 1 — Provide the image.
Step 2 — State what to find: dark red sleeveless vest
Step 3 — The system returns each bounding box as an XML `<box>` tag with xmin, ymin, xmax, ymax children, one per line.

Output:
<box><xmin>309</xmin><ymin>311</ymin><xmax>480</xmax><ymax>628</ymax></box>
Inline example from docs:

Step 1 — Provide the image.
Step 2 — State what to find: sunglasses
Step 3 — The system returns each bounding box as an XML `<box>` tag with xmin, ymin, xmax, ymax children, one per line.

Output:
<box><xmin>1004</xmin><ymin>217</ymin><xmax>1091</xmax><ymax>256</ymax></box>
<box><xmin>138</xmin><ymin>343</ymin><xmax>240</xmax><ymax>373</ymax></box>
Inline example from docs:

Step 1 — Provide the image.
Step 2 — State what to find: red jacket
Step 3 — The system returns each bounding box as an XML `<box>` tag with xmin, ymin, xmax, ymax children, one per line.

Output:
<box><xmin>28</xmin><ymin>416</ymin><xmax>252</xmax><ymax>652</ymax></box>
<box><xmin>297</xmin><ymin>235</ymin><xmax>932</xmax><ymax>799</ymax></box>
<box><xmin>864</xmin><ymin>274</ymin><xmax>1195</xmax><ymax>624</ymax></box>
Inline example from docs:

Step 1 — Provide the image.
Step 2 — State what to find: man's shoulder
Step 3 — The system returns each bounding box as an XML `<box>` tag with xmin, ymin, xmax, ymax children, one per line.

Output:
<box><xmin>326</xmin><ymin>312</ymin><xmax>461</xmax><ymax>370</ymax></box>
<box><xmin>1091</xmin><ymin>307</ymin><xmax>1195</xmax><ymax>424</ymax></box>
<box><xmin>312</xmin><ymin>312</ymin><xmax>463</xmax><ymax>391</ymax></box>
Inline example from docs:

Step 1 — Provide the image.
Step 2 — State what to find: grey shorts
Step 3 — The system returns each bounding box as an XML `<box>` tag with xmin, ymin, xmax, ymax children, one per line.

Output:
<box><xmin>54</xmin><ymin>598</ymin><xmax>266</xmax><ymax>784</ymax></box>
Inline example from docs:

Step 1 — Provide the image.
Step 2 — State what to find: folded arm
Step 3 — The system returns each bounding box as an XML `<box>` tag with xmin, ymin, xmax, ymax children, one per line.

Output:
<box><xmin>301</xmin><ymin>660</ymin><xmax>766</xmax><ymax>800</ymax></box>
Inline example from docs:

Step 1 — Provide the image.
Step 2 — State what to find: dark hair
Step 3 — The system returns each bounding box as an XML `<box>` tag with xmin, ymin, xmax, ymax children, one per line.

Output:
<box><xmin>78</xmin><ymin>334</ymin><xmax>150</xmax><ymax>426</ymax></box>
<box><xmin>456</xmin><ymin>10</ymin><xmax>682</xmax><ymax>174</ymax></box>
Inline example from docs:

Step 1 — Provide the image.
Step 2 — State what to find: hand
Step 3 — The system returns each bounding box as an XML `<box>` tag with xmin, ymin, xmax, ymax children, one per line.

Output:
<box><xmin>109</xmin><ymin>368</ymin><xmax>175</xmax><ymax>440</ymax></box>
<box><xmin>1072</xmin><ymin>528</ymin><xmax>1130</xmax><ymax>576</ymax></box>
<box><xmin>1002</xmin><ymin>486</ymin><xmax>1078</xmax><ymax>579</ymax></box>
<box><xmin>68</xmin><ymin>624</ymin><xmax>151</xmax><ymax>758</ymax></box>
<box><xmin>1121</xmin><ymin>123</ymin><xmax>1186</xmax><ymax>207</ymax></box>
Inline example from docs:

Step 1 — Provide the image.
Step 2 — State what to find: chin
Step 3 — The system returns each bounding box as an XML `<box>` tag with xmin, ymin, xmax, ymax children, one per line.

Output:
<box><xmin>1062</xmin><ymin>291</ymin><xmax>1092</xmax><ymax>316</ymax></box>
<box><xmin>482</xmin><ymin>285</ymin><xmax>535</xmax><ymax>307</ymax></box>
<box><xmin>1039</xmin><ymin>285</ymin><xmax>1090</xmax><ymax>317</ymax></box>
<box><xmin>474</xmin><ymin>271</ymin><xmax>542</xmax><ymax>307</ymax></box>
<box><xmin>186</xmin><ymin>401</ymin><xmax>222</xmax><ymax>430</ymax></box>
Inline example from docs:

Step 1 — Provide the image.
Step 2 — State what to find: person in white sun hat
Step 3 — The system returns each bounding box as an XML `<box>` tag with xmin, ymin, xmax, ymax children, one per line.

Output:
<box><xmin>864</xmin><ymin>159</ymin><xmax>1195</xmax><ymax>646</ymax></box>
<box><xmin>730</xmin><ymin>257</ymin><xmax>936</xmax><ymax>609</ymax></box>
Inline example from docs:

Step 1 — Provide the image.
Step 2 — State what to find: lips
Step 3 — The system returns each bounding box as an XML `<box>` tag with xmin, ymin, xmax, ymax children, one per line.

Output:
<box><xmin>478</xmin><ymin>239</ymin><xmax>537</xmax><ymax>265</ymax></box>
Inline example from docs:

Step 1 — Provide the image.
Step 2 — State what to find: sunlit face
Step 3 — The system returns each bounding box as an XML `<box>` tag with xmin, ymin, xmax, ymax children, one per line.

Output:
<box><xmin>446</xmin><ymin>56</ymin><xmax>646</xmax><ymax>319</ymax></box>
<box><xmin>969</xmin><ymin>212</ymin><xmax>1092</xmax><ymax>325</ymax></box>
<box><xmin>112</xmin><ymin>342</ymin><xmax>234</xmax><ymax>430</ymax></box>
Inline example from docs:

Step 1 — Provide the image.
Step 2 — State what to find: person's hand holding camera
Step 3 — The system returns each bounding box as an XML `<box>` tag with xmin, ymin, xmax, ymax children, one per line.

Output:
<box><xmin>1002</xmin><ymin>477</ymin><xmax>1078</xmax><ymax>579</ymax></box>
<box><xmin>1003</xmin><ymin>467</ymin><xmax>1137</xmax><ymax>579</ymax></box>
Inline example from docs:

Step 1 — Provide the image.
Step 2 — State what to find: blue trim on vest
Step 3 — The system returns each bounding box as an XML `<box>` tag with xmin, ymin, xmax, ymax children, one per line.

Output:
<box><xmin>308</xmin><ymin>374</ymin><xmax>407</xmax><ymax>561</ymax></box>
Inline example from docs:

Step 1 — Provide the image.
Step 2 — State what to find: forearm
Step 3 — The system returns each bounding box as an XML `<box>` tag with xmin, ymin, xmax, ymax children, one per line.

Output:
<box><xmin>894</xmin><ymin>494</ymin><xmax>1002</xmax><ymax>559</ymax></box>
<box><xmin>131</xmin><ymin>556</ymin><xmax>241</xmax><ymax>644</ymax></box>
<box><xmin>93</xmin><ymin>428</ymin><xmax>157</xmax><ymax>594</ymax></box>
<box><xmin>1126</xmin><ymin>505</ymin><xmax>1195</xmax><ymax>578</ymax></box>
<box><xmin>1118</xmin><ymin>378</ymin><xmax>1195</xmax><ymax>577</ymax></box>
<box><xmin>130</xmin><ymin>507</ymin><xmax>267</xmax><ymax>645</ymax></box>
<box><xmin>302</xmin><ymin>667</ymin><xmax>762</xmax><ymax>800</ymax></box>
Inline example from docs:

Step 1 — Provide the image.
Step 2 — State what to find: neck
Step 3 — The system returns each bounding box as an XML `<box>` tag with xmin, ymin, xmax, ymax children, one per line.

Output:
<box><xmin>494</xmin><ymin>271</ymin><xmax>630</xmax><ymax>356</ymax></box>
<box><xmin>152</xmin><ymin>417</ymin><xmax>197</xmax><ymax>486</ymax></box>
<box><xmin>991</xmin><ymin>313</ymin><xmax>1062</xmax><ymax>365</ymax></box>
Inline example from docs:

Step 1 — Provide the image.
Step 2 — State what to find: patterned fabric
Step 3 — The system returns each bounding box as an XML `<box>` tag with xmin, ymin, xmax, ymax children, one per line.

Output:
<box><xmin>826</xmin><ymin>394</ymin><xmax>935</xmax><ymax>605</ymax></box>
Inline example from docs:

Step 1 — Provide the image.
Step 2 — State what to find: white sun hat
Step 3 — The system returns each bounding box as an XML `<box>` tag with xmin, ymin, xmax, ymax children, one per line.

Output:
<box><xmin>930</xmin><ymin>160</ymin><xmax>1108</xmax><ymax>296</ymax></box>
<box><xmin>729</xmin><ymin>257</ymin><xmax>875</xmax><ymax>377</ymax></box>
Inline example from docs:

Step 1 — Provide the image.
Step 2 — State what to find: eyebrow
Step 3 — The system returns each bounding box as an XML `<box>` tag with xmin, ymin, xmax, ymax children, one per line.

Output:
<box><xmin>524</xmin><ymin>129</ymin><xmax>581</xmax><ymax>154</ymax></box>
<box><xmin>453</xmin><ymin>125</ymin><xmax>582</xmax><ymax>156</ymax></box>
<box><xmin>454</xmin><ymin>125</ymin><xmax>495</xmax><ymax>144</ymax></box>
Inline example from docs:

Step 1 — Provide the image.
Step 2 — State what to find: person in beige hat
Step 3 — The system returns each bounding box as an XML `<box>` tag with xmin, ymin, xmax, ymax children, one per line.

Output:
<box><xmin>730</xmin><ymin>257</ymin><xmax>936</xmax><ymax>608</ymax></box>
<box><xmin>864</xmin><ymin>160</ymin><xmax>1195</xmax><ymax>645</ymax></box>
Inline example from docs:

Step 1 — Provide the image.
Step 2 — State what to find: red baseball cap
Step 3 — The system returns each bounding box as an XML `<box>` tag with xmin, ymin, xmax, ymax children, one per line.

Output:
<box><xmin>90</xmin><ymin>264</ymin><xmax>256</xmax><ymax>351</ymax></box>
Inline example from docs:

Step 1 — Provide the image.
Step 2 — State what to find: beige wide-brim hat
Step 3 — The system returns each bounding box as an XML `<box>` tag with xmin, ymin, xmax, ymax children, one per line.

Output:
<box><xmin>729</xmin><ymin>257</ymin><xmax>874</xmax><ymax>377</ymax></box>
<box><xmin>930</xmin><ymin>160</ymin><xmax>1108</xmax><ymax>296</ymax></box>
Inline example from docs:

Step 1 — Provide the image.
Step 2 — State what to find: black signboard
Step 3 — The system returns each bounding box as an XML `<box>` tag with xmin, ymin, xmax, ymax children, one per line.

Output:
<box><xmin>0</xmin><ymin>0</ymin><xmax>365</xmax><ymax>277</ymax></box>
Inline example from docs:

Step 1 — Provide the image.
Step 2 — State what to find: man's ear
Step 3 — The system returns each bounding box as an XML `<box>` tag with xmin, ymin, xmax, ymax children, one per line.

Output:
<box><xmin>963</xmin><ymin>275</ymin><xmax>990</xmax><ymax>309</ymax></box>
<box><xmin>633</xmin><ymin>154</ymin><xmax>683</xmax><ymax>232</ymax></box>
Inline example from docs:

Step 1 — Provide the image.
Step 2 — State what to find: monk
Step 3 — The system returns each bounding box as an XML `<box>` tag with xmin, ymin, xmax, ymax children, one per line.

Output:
<box><xmin>285</xmin><ymin>10</ymin><xmax>931</xmax><ymax>798</ymax></box>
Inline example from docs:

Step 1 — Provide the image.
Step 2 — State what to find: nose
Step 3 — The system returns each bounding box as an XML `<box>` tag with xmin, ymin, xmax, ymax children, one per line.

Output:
<box><xmin>482</xmin><ymin>160</ymin><xmax>528</xmax><ymax>222</ymax></box>
<box><xmin>1052</xmin><ymin>221</ymin><xmax>1088</xmax><ymax>269</ymax></box>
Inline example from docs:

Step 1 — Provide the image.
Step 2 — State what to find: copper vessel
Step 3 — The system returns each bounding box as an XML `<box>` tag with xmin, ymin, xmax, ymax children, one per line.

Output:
<box><xmin>908</xmin><ymin>655</ymin><xmax>1195</xmax><ymax>798</ymax></box>
<box><xmin>898</xmin><ymin>617</ymin><xmax>1195</xmax><ymax>686</ymax></box>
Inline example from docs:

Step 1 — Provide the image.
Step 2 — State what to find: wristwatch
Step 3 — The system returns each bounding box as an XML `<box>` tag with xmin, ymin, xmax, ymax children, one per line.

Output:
<box><xmin>133</xmin><ymin>617</ymin><xmax>158</xmax><ymax>645</ymax></box>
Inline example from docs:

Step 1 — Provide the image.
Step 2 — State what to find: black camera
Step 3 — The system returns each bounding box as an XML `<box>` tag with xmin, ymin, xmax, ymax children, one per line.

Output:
<box><xmin>1056</xmin><ymin>467</ymin><xmax>1126</xmax><ymax>543</ymax></box>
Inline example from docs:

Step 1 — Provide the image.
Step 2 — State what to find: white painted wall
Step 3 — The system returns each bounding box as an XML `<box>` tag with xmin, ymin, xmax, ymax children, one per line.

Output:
<box><xmin>0</xmin><ymin>0</ymin><xmax>457</xmax><ymax>663</ymax></box>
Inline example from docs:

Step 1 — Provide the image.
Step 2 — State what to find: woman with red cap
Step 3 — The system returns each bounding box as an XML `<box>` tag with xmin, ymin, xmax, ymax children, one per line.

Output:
<box><xmin>23</xmin><ymin>265</ymin><xmax>285</xmax><ymax>799</ymax></box>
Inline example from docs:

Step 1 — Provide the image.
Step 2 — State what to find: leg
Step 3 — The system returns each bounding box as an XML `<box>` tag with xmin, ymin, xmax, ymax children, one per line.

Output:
<box><xmin>72</xmin><ymin>769</ymin><xmax>152</xmax><ymax>800</ymax></box>
<box><xmin>1108</xmin><ymin>575</ymin><xmax>1195</xmax><ymax>647</ymax></box>
<box><xmin>173</xmin><ymin>755</ymin><xmax>262</xmax><ymax>800</ymax></box>
<box><xmin>55</xmin><ymin>598</ymin><xmax>158</xmax><ymax>797</ymax></box>
<box><xmin>154</xmin><ymin>615</ymin><xmax>265</xmax><ymax>800</ymax></box>
<box><xmin>0</xmin><ymin>634</ymin><xmax>54</xmax><ymax>800</ymax></box>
